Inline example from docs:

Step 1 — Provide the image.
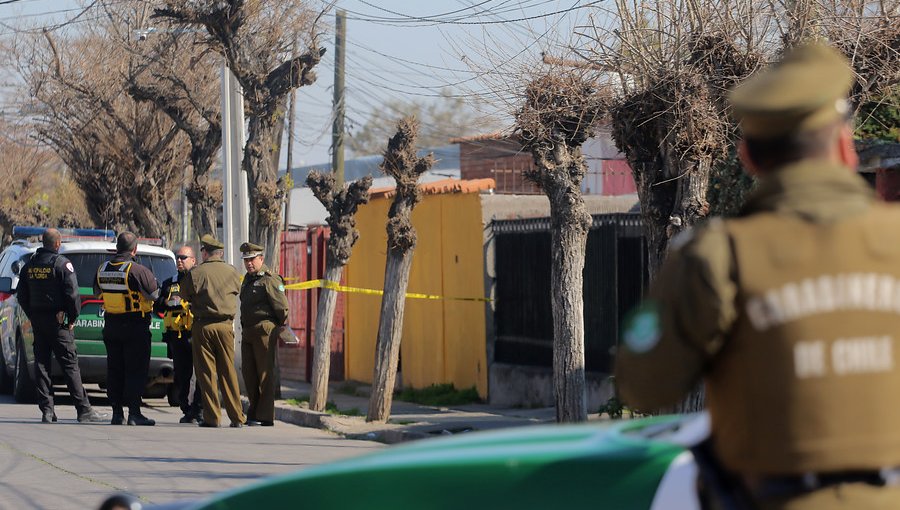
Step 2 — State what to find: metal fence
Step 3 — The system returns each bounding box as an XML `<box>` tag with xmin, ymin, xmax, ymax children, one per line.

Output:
<box><xmin>491</xmin><ymin>213</ymin><xmax>647</xmax><ymax>374</ymax></box>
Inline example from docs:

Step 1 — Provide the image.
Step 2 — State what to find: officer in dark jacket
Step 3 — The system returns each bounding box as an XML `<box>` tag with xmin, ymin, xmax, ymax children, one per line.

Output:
<box><xmin>154</xmin><ymin>245</ymin><xmax>201</xmax><ymax>423</ymax></box>
<box><xmin>94</xmin><ymin>232</ymin><xmax>160</xmax><ymax>426</ymax></box>
<box><xmin>239</xmin><ymin>242</ymin><xmax>289</xmax><ymax>426</ymax></box>
<box><xmin>18</xmin><ymin>228</ymin><xmax>106</xmax><ymax>424</ymax></box>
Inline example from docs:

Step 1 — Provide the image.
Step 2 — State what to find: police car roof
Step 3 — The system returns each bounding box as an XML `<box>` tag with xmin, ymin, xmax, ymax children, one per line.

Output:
<box><xmin>59</xmin><ymin>242</ymin><xmax>175</xmax><ymax>259</ymax></box>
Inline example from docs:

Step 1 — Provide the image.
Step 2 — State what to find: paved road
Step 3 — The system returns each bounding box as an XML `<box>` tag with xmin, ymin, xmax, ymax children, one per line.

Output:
<box><xmin>0</xmin><ymin>386</ymin><xmax>382</xmax><ymax>510</ymax></box>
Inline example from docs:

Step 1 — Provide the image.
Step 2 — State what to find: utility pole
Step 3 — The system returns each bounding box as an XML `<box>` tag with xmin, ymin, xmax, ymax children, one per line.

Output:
<box><xmin>332</xmin><ymin>9</ymin><xmax>346</xmax><ymax>187</ymax></box>
<box><xmin>284</xmin><ymin>38</ymin><xmax>298</xmax><ymax>231</ymax></box>
<box><xmin>220</xmin><ymin>60</ymin><xmax>248</xmax><ymax>266</ymax></box>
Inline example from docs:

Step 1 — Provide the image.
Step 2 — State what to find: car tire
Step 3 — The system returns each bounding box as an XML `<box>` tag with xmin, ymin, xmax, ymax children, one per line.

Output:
<box><xmin>13</xmin><ymin>337</ymin><xmax>36</xmax><ymax>403</ymax></box>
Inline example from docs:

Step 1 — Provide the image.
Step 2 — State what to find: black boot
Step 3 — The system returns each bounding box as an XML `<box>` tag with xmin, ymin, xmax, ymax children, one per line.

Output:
<box><xmin>111</xmin><ymin>408</ymin><xmax>125</xmax><ymax>425</ymax></box>
<box><xmin>41</xmin><ymin>411</ymin><xmax>58</xmax><ymax>424</ymax></box>
<box><xmin>127</xmin><ymin>413</ymin><xmax>156</xmax><ymax>426</ymax></box>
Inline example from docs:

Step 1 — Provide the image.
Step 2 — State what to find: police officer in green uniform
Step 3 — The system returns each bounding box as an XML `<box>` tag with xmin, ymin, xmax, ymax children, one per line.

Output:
<box><xmin>180</xmin><ymin>234</ymin><xmax>245</xmax><ymax>428</ymax></box>
<box><xmin>95</xmin><ymin>232</ymin><xmax>159</xmax><ymax>426</ymax></box>
<box><xmin>154</xmin><ymin>245</ymin><xmax>202</xmax><ymax>423</ymax></box>
<box><xmin>616</xmin><ymin>44</ymin><xmax>900</xmax><ymax>509</ymax></box>
<box><xmin>239</xmin><ymin>242</ymin><xmax>289</xmax><ymax>427</ymax></box>
<box><xmin>18</xmin><ymin>228</ymin><xmax>106</xmax><ymax>424</ymax></box>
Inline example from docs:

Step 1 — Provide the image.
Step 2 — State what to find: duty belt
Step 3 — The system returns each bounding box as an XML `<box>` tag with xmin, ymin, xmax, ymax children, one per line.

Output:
<box><xmin>753</xmin><ymin>468</ymin><xmax>900</xmax><ymax>499</ymax></box>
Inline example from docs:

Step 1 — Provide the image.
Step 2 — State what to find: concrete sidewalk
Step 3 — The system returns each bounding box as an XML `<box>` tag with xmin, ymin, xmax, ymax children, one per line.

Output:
<box><xmin>262</xmin><ymin>380</ymin><xmax>560</xmax><ymax>444</ymax></box>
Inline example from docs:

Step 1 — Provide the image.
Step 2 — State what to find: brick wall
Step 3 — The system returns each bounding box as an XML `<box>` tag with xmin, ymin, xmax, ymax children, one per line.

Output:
<box><xmin>459</xmin><ymin>140</ymin><xmax>539</xmax><ymax>194</ymax></box>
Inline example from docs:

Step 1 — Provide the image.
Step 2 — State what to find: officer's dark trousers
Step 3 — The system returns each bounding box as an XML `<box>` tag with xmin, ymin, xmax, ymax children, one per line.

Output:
<box><xmin>32</xmin><ymin>314</ymin><xmax>91</xmax><ymax>416</ymax></box>
<box><xmin>103</xmin><ymin>315</ymin><xmax>151</xmax><ymax>414</ymax></box>
<box><xmin>170</xmin><ymin>334</ymin><xmax>201</xmax><ymax>417</ymax></box>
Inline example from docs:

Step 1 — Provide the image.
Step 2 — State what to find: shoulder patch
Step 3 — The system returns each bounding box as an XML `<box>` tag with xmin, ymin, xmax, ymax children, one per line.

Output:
<box><xmin>65</xmin><ymin>262</ymin><xmax>75</xmax><ymax>273</ymax></box>
<box><xmin>622</xmin><ymin>301</ymin><xmax>662</xmax><ymax>354</ymax></box>
<box><xmin>278</xmin><ymin>284</ymin><xmax>285</xmax><ymax>292</ymax></box>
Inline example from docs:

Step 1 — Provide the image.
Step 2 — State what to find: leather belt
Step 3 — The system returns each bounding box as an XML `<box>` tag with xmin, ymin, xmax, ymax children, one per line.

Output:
<box><xmin>753</xmin><ymin>468</ymin><xmax>900</xmax><ymax>499</ymax></box>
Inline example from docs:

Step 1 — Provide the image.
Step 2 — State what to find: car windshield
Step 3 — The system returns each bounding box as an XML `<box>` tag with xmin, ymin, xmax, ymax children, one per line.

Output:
<box><xmin>65</xmin><ymin>253</ymin><xmax>177</xmax><ymax>288</ymax></box>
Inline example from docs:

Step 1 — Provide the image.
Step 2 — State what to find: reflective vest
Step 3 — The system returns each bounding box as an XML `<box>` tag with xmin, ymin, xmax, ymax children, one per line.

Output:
<box><xmin>96</xmin><ymin>261</ymin><xmax>153</xmax><ymax>315</ymax></box>
<box><xmin>162</xmin><ymin>275</ymin><xmax>193</xmax><ymax>337</ymax></box>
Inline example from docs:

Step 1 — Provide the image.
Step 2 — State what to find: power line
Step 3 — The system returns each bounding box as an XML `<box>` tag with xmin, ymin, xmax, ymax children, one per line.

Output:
<box><xmin>342</xmin><ymin>0</ymin><xmax>597</xmax><ymax>27</ymax></box>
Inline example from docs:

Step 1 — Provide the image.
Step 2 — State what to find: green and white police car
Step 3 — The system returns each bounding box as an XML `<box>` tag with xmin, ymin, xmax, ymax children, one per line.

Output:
<box><xmin>109</xmin><ymin>413</ymin><xmax>707</xmax><ymax>510</ymax></box>
<box><xmin>0</xmin><ymin>227</ymin><xmax>177</xmax><ymax>403</ymax></box>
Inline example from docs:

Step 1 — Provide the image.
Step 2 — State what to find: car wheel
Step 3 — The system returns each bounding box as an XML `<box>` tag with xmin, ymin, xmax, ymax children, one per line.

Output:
<box><xmin>13</xmin><ymin>337</ymin><xmax>36</xmax><ymax>403</ymax></box>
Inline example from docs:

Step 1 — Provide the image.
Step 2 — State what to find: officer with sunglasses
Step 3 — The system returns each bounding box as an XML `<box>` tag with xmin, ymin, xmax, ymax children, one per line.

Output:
<box><xmin>154</xmin><ymin>246</ymin><xmax>202</xmax><ymax>423</ymax></box>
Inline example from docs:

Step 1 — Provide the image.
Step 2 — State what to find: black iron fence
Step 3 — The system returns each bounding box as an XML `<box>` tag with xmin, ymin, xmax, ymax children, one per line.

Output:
<box><xmin>492</xmin><ymin>213</ymin><xmax>647</xmax><ymax>374</ymax></box>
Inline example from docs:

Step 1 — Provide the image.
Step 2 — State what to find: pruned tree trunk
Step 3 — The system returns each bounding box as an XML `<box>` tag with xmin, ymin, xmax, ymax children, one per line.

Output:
<box><xmin>515</xmin><ymin>73</ymin><xmax>603</xmax><ymax>423</ymax></box>
<box><xmin>189</xmin><ymin>184</ymin><xmax>221</xmax><ymax>236</ymax></box>
<box><xmin>367</xmin><ymin>117</ymin><xmax>434</xmax><ymax>423</ymax></box>
<box><xmin>307</xmin><ymin>172</ymin><xmax>372</xmax><ymax>411</ymax></box>
<box><xmin>310</xmin><ymin>263</ymin><xmax>344</xmax><ymax>411</ymax></box>
<box><xmin>246</xmin><ymin>113</ymin><xmax>286</xmax><ymax>270</ymax></box>
<box><xmin>548</xmin><ymin>185</ymin><xmax>590</xmax><ymax>422</ymax></box>
<box><xmin>368</xmin><ymin>250</ymin><xmax>414</xmax><ymax>421</ymax></box>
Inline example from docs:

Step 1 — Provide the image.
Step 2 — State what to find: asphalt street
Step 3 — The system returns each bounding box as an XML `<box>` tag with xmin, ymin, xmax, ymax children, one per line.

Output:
<box><xmin>0</xmin><ymin>386</ymin><xmax>383</xmax><ymax>510</ymax></box>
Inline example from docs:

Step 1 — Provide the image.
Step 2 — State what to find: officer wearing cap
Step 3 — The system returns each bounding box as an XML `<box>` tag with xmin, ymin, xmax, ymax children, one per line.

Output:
<box><xmin>95</xmin><ymin>231</ymin><xmax>160</xmax><ymax>426</ymax></box>
<box><xmin>154</xmin><ymin>245</ymin><xmax>202</xmax><ymax>423</ymax></box>
<box><xmin>239</xmin><ymin>242</ymin><xmax>289</xmax><ymax>426</ymax></box>
<box><xmin>616</xmin><ymin>44</ymin><xmax>900</xmax><ymax>508</ymax></box>
<box><xmin>17</xmin><ymin>228</ymin><xmax>106</xmax><ymax>424</ymax></box>
<box><xmin>179</xmin><ymin>234</ymin><xmax>245</xmax><ymax>428</ymax></box>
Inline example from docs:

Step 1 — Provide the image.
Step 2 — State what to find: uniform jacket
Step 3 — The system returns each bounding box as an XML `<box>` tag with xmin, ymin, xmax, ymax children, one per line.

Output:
<box><xmin>18</xmin><ymin>247</ymin><xmax>80</xmax><ymax>322</ymax></box>
<box><xmin>616</xmin><ymin>160</ymin><xmax>900</xmax><ymax>475</ymax></box>
<box><xmin>239</xmin><ymin>264</ymin><xmax>289</xmax><ymax>328</ymax></box>
<box><xmin>180</xmin><ymin>257</ymin><xmax>241</xmax><ymax>322</ymax></box>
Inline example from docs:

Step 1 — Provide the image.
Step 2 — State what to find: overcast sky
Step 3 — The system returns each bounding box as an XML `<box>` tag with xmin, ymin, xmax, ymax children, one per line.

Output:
<box><xmin>1</xmin><ymin>0</ymin><xmax>596</xmax><ymax>168</ymax></box>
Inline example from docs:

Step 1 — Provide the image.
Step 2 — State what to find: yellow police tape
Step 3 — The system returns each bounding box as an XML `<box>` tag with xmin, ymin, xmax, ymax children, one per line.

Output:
<box><xmin>283</xmin><ymin>279</ymin><xmax>492</xmax><ymax>302</ymax></box>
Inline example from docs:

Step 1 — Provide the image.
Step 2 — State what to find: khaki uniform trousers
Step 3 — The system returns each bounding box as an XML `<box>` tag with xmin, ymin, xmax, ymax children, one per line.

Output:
<box><xmin>192</xmin><ymin>320</ymin><xmax>245</xmax><ymax>426</ymax></box>
<box><xmin>757</xmin><ymin>483</ymin><xmax>900</xmax><ymax>509</ymax></box>
<box><xmin>241</xmin><ymin>320</ymin><xmax>276</xmax><ymax>422</ymax></box>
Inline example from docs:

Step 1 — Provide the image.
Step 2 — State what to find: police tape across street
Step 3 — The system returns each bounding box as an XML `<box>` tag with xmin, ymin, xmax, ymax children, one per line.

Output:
<box><xmin>281</xmin><ymin>278</ymin><xmax>492</xmax><ymax>302</ymax></box>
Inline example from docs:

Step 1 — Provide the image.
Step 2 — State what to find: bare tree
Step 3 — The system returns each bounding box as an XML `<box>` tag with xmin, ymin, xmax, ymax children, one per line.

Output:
<box><xmin>0</xmin><ymin>122</ymin><xmax>90</xmax><ymax>243</ymax></box>
<box><xmin>153</xmin><ymin>1</ymin><xmax>328</xmax><ymax>268</ymax></box>
<box><xmin>15</xmin><ymin>4</ymin><xmax>189</xmax><ymax>239</ymax></box>
<box><xmin>367</xmin><ymin>117</ymin><xmax>434</xmax><ymax>423</ymax></box>
<box><xmin>127</xmin><ymin>30</ymin><xmax>223</xmax><ymax>236</ymax></box>
<box><xmin>306</xmin><ymin>172</ymin><xmax>372</xmax><ymax>412</ymax></box>
<box><xmin>578</xmin><ymin>1</ymin><xmax>763</xmax><ymax>278</ymax></box>
<box><xmin>514</xmin><ymin>72</ymin><xmax>606</xmax><ymax>423</ymax></box>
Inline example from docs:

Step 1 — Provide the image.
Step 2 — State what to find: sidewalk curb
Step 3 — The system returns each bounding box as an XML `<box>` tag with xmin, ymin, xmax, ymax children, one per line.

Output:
<box><xmin>242</xmin><ymin>396</ymin><xmax>427</xmax><ymax>444</ymax></box>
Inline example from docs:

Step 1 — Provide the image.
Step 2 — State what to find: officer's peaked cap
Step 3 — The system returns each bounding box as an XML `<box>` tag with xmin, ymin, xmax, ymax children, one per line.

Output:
<box><xmin>199</xmin><ymin>234</ymin><xmax>224</xmax><ymax>250</ymax></box>
<box><xmin>240</xmin><ymin>242</ymin><xmax>264</xmax><ymax>259</ymax></box>
<box><xmin>729</xmin><ymin>43</ymin><xmax>854</xmax><ymax>139</ymax></box>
